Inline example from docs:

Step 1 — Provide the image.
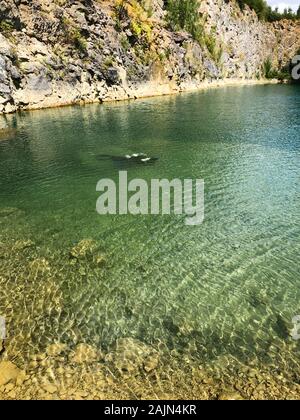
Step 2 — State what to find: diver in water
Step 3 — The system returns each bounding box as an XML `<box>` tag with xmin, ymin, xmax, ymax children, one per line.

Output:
<box><xmin>97</xmin><ymin>153</ymin><xmax>158</xmax><ymax>164</ymax></box>
<box><xmin>123</xmin><ymin>153</ymin><xmax>158</xmax><ymax>163</ymax></box>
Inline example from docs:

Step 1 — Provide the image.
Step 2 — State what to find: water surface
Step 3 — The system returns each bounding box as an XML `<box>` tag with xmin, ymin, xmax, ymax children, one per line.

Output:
<box><xmin>0</xmin><ymin>84</ymin><xmax>300</xmax><ymax>397</ymax></box>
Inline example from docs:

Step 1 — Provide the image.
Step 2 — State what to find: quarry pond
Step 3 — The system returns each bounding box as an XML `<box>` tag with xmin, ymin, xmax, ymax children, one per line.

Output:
<box><xmin>0</xmin><ymin>84</ymin><xmax>300</xmax><ymax>399</ymax></box>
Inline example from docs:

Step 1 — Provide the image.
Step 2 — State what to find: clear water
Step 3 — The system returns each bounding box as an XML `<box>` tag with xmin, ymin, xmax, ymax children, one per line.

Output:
<box><xmin>0</xmin><ymin>84</ymin><xmax>300</xmax><ymax>396</ymax></box>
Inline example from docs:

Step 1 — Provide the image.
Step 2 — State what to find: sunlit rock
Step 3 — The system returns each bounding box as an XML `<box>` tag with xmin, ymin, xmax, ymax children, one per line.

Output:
<box><xmin>69</xmin><ymin>343</ymin><xmax>102</xmax><ymax>364</ymax></box>
<box><xmin>106</xmin><ymin>337</ymin><xmax>159</xmax><ymax>375</ymax></box>
<box><xmin>0</xmin><ymin>361</ymin><xmax>21</xmax><ymax>387</ymax></box>
<box><xmin>70</xmin><ymin>239</ymin><xmax>98</xmax><ymax>260</ymax></box>
<box><xmin>46</xmin><ymin>343</ymin><xmax>68</xmax><ymax>357</ymax></box>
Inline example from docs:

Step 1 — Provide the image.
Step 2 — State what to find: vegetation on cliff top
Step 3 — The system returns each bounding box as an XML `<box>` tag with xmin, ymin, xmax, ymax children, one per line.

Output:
<box><xmin>237</xmin><ymin>0</ymin><xmax>300</xmax><ymax>22</ymax></box>
<box><xmin>165</xmin><ymin>0</ymin><xmax>300</xmax><ymax>23</ymax></box>
<box><xmin>165</xmin><ymin>0</ymin><xmax>202</xmax><ymax>40</ymax></box>
<box><xmin>114</xmin><ymin>0</ymin><xmax>153</xmax><ymax>45</ymax></box>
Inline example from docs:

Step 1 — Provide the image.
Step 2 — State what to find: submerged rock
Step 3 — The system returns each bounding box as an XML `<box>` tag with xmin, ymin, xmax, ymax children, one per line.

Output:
<box><xmin>144</xmin><ymin>353</ymin><xmax>159</xmax><ymax>373</ymax></box>
<box><xmin>42</xmin><ymin>383</ymin><xmax>58</xmax><ymax>395</ymax></box>
<box><xmin>0</xmin><ymin>361</ymin><xmax>21</xmax><ymax>387</ymax></box>
<box><xmin>106</xmin><ymin>337</ymin><xmax>159</xmax><ymax>374</ymax></box>
<box><xmin>0</xmin><ymin>207</ymin><xmax>19</xmax><ymax>217</ymax></box>
<box><xmin>69</xmin><ymin>343</ymin><xmax>103</xmax><ymax>364</ymax></box>
<box><xmin>28</xmin><ymin>258</ymin><xmax>51</xmax><ymax>277</ymax></box>
<box><xmin>13</xmin><ymin>240</ymin><xmax>35</xmax><ymax>252</ymax></box>
<box><xmin>0</xmin><ymin>128</ymin><xmax>16</xmax><ymax>142</ymax></box>
<box><xmin>218</xmin><ymin>390</ymin><xmax>245</xmax><ymax>400</ymax></box>
<box><xmin>70</xmin><ymin>239</ymin><xmax>98</xmax><ymax>260</ymax></box>
<box><xmin>93</xmin><ymin>253</ymin><xmax>106</xmax><ymax>267</ymax></box>
<box><xmin>46</xmin><ymin>343</ymin><xmax>68</xmax><ymax>357</ymax></box>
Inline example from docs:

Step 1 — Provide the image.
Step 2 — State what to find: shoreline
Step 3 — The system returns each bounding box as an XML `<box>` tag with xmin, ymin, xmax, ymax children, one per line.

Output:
<box><xmin>0</xmin><ymin>78</ymin><xmax>282</xmax><ymax>118</ymax></box>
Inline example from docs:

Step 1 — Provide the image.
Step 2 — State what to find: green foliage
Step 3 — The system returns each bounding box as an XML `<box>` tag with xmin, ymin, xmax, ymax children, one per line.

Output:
<box><xmin>114</xmin><ymin>0</ymin><xmax>153</xmax><ymax>46</ymax></box>
<box><xmin>103</xmin><ymin>56</ymin><xmax>115</xmax><ymax>69</ymax></box>
<box><xmin>203</xmin><ymin>26</ymin><xmax>223</xmax><ymax>63</ymax></box>
<box><xmin>263</xmin><ymin>58</ymin><xmax>291</xmax><ymax>80</ymax></box>
<box><xmin>237</xmin><ymin>0</ymin><xmax>300</xmax><ymax>21</ymax></box>
<box><xmin>120</xmin><ymin>34</ymin><xmax>131</xmax><ymax>50</ymax></box>
<box><xmin>267</xmin><ymin>5</ymin><xmax>300</xmax><ymax>21</ymax></box>
<box><xmin>71</xmin><ymin>29</ymin><xmax>88</xmax><ymax>52</ymax></box>
<box><xmin>133</xmin><ymin>44</ymin><xmax>157</xmax><ymax>65</ymax></box>
<box><xmin>237</xmin><ymin>0</ymin><xmax>268</xmax><ymax>20</ymax></box>
<box><xmin>61</xmin><ymin>17</ymin><xmax>88</xmax><ymax>53</ymax></box>
<box><xmin>205</xmin><ymin>34</ymin><xmax>215</xmax><ymax>55</ymax></box>
<box><xmin>166</xmin><ymin>0</ymin><xmax>203</xmax><ymax>42</ymax></box>
<box><xmin>0</xmin><ymin>20</ymin><xmax>14</xmax><ymax>37</ymax></box>
<box><xmin>263</xmin><ymin>58</ymin><xmax>276</xmax><ymax>78</ymax></box>
<box><xmin>166</xmin><ymin>1</ymin><xmax>224</xmax><ymax>63</ymax></box>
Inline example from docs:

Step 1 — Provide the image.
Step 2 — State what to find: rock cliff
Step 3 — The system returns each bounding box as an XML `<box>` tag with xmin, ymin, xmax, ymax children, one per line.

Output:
<box><xmin>0</xmin><ymin>0</ymin><xmax>299</xmax><ymax>114</ymax></box>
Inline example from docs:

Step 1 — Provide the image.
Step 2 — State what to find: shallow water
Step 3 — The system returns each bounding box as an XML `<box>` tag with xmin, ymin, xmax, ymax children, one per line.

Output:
<box><xmin>0</xmin><ymin>84</ymin><xmax>300</xmax><ymax>398</ymax></box>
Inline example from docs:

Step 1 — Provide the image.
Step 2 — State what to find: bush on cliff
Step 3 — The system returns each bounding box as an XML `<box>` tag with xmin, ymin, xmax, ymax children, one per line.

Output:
<box><xmin>61</xmin><ymin>17</ymin><xmax>88</xmax><ymax>53</ymax></box>
<box><xmin>114</xmin><ymin>0</ymin><xmax>153</xmax><ymax>45</ymax></box>
<box><xmin>0</xmin><ymin>20</ymin><xmax>14</xmax><ymax>38</ymax></box>
<box><xmin>165</xmin><ymin>0</ymin><xmax>203</xmax><ymax>42</ymax></box>
<box><xmin>263</xmin><ymin>58</ymin><xmax>291</xmax><ymax>81</ymax></box>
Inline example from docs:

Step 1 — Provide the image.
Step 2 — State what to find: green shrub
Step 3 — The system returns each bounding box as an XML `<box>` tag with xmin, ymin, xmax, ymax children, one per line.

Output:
<box><xmin>202</xmin><ymin>25</ymin><xmax>223</xmax><ymax>63</ymax></box>
<box><xmin>205</xmin><ymin>34</ymin><xmax>216</xmax><ymax>54</ymax></box>
<box><xmin>263</xmin><ymin>58</ymin><xmax>274</xmax><ymax>78</ymax></box>
<box><xmin>0</xmin><ymin>20</ymin><xmax>14</xmax><ymax>36</ymax></box>
<box><xmin>103</xmin><ymin>56</ymin><xmax>115</xmax><ymax>69</ymax></box>
<box><xmin>263</xmin><ymin>58</ymin><xmax>291</xmax><ymax>80</ymax></box>
<box><xmin>120</xmin><ymin>35</ymin><xmax>131</xmax><ymax>50</ymax></box>
<box><xmin>61</xmin><ymin>17</ymin><xmax>87</xmax><ymax>53</ymax></box>
<box><xmin>114</xmin><ymin>0</ymin><xmax>153</xmax><ymax>46</ymax></box>
<box><xmin>71</xmin><ymin>29</ymin><xmax>88</xmax><ymax>52</ymax></box>
<box><xmin>166</xmin><ymin>0</ymin><xmax>203</xmax><ymax>42</ymax></box>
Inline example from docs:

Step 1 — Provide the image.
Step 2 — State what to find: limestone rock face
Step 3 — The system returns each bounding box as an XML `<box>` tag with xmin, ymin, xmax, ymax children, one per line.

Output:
<box><xmin>0</xmin><ymin>34</ymin><xmax>14</xmax><ymax>57</ymax></box>
<box><xmin>0</xmin><ymin>0</ymin><xmax>299</xmax><ymax>114</ymax></box>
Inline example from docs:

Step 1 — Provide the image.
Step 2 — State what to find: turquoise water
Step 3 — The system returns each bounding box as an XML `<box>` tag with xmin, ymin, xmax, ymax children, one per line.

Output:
<box><xmin>0</xmin><ymin>84</ymin><xmax>300</xmax><ymax>384</ymax></box>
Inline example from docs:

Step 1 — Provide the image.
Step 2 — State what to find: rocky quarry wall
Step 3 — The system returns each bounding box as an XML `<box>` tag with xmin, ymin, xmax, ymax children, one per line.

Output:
<box><xmin>0</xmin><ymin>0</ymin><xmax>299</xmax><ymax>114</ymax></box>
